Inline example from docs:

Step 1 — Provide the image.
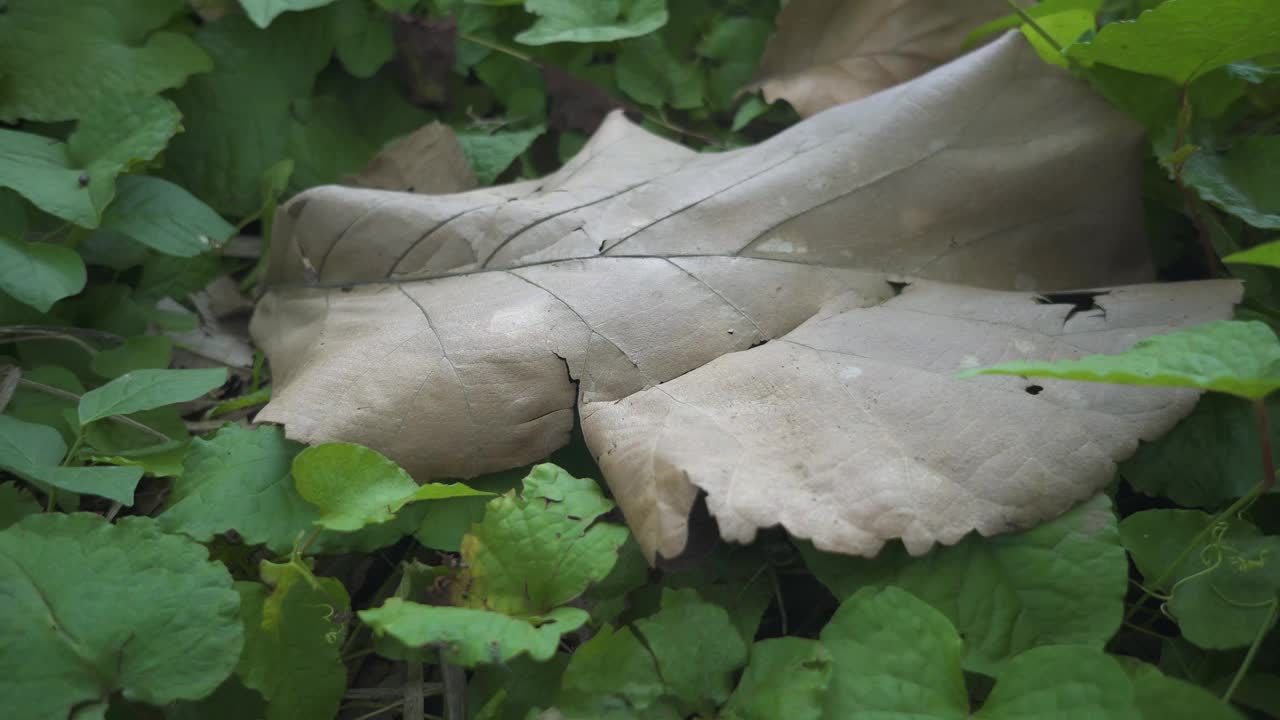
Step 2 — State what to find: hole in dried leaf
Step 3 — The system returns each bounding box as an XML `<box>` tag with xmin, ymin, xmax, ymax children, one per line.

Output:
<box><xmin>887</xmin><ymin>280</ymin><xmax>910</xmax><ymax>296</ymax></box>
<box><xmin>1025</xmin><ymin>385</ymin><xmax>1044</xmax><ymax>395</ymax></box>
<box><xmin>1034</xmin><ymin>290</ymin><xmax>1108</xmax><ymax>322</ymax></box>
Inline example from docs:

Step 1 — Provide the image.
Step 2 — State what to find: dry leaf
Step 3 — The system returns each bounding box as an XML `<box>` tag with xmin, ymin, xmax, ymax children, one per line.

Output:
<box><xmin>251</xmin><ymin>35</ymin><xmax>1238</xmax><ymax>561</ymax></box>
<box><xmin>346</xmin><ymin>121</ymin><xmax>477</xmax><ymax>194</ymax></box>
<box><xmin>750</xmin><ymin>0</ymin><xmax>1010</xmax><ymax>116</ymax></box>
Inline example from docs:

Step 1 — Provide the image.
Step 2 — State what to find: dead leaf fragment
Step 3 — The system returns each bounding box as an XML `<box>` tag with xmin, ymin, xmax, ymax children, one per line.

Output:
<box><xmin>751</xmin><ymin>0</ymin><xmax>1011</xmax><ymax>116</ymax></box>
<box><xmin>346</xmin><ymin>122</ymin><xmax>477</xmax><ymax>194</ymax></box>
<box><xmin>251</xmin><ymin>35</ymin><xmax>1235</xmax><ymax>562</ymax></box>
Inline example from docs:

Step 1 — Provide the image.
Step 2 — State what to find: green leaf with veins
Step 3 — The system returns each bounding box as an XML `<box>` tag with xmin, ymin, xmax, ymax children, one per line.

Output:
<box><xmin>89</xmin><ymin>439</ymin><xmax>189</xmax><ymax>479</ymax></box>
<box><xmin>0</xmin><ymin>0</ymin><xmax>211</xmax><ymax>122</ymax></box>
<box><xmin>801</xmin><ymin>493</ymin><xmax>1125</xmax><ymax>673</ymax></box>
<box><xmin>1225</xmin><ymin>239</ymin><xmax>1280</xmax><ymax>268</ymax></box>
<box><xmin>1067</xmin><ymin>0</ymin><xmax>1280</xmax><ymax>84</ymax></box>
<box><xmin>0</xmin><ymin>236</ymin><xmax>86</xmax><ymax>312</ymax></box>
<box><xmin>292</xmin><ymin>442</ymin><xmax>491</xmax><ymax>532</ymax></box>
<box><xmin>516</xmin><ymin>0</ymin><xmax>669</xmax><ymax>45</ymax></box>
<box><xmin>99</xmin><ymin>176</ymin><xmax>236</xmax><ymax>257</ymax></box>
<box><xmin>0</xmin><ymin>483</ymin><xmax>40</xmax><ymax>530</ymax></box>
<box><xmin>458</xmin><ymin>126</ymin><xmax>546</xmax><ymax>185</ymax></box>
<box><xmin>235</xmin><ymin>563</ymin><xmax>348</xmax><ymax>720</ymax></box>
<box><xmin>1127</xmin><ymin>661</ymin><xmax>1246</xmax><ymax>720</ymax></box>
<box><xmin>616</xmin><ymin>34</ymin><xmax>705</xmax><ymax>110</ymax></box>
<box><xmin>330</xmin><ymin>0</ymin><xmax>394</xmax><ymax>78</ymax></box>
<box><xmin>720</xmin><ymin>638</ymin><xmax>831</xmax><ymax>720</ymax></box>
<box><xmin>360</xmin><ymin>599</ymin><xmax>589</xmax><ymax>666</ymax></box>
<box><xmin>0</xmin><ymin>414</ymin><xmax>143</xmax><ymax>504</ymax></box>
<box><xmin>1179</xmin><ymin>136</ymin><xmax>1280</xmax><ymax>230</ymax></box>
<box><xmin>237</xmin><ymin>0</ymin><xmax>339</xmax><ymax>28</ymax></box>
<box><xmin>453</xmin><ymin>464</ymin><xmax>629</xmax><ymax>615</ymax></box>
<box><xmin>633</xmin><ymin>588</ymin><xmax>748</xmax><ymax>709</ymax></box>
<box><xmin>558</xmin><ymin>623</ymin><xmax>667</xmax><ymax>715</ymax></box>
<box><xmin>0</xmin><ymin>514</ymin><xmax>242</xmax><ymax>720</ymax></box>
<box><xmin>90</xmin><ymin>336</ymin><xmax>174</xmax><ymax>379</ymax></box>
<box><xmin>1122</xmin><ymin>510</ymin><xmax>1280</xmax><ymax>649</ymax></box>
<box><xmin>78</xmin><ymin>368</ymin><xmax>228</xmax><ymax>426</ymax></box>
<box><xmin>962</xmin><ymin>320</ymin><xmax>1280</xmax><ymax>400</ymax></box>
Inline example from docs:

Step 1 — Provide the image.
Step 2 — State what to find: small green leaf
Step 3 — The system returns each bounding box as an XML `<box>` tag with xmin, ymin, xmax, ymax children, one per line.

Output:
<box><xmin>0</xmin><ymin>514</ymin><xmax>242</xmax><ymax>720</ymax></box>
<box><xmin>616</xmin><ymin>34</ymin><xmax>705</xmax><ymax>110</ymax></box>
<box><xmin>801</xmin><ymin>494</ymin><xmax>1126</xmax><ymax>673</ymax></box>
<box><xmin>0</xmin><ymin>414</ymin><xmax>143</xmax><ymax>504</ymax></box>
<box><xmin>558</xmin><ymin>623</ymin><xmax>666</xmax><ymax>714</ymax></box>
<box><xmin>89</xmin><ymin>439</ymin><xmax>189</xmax><ymax>479</ymax></box>
<box><xmin>90</xmin><ymin>336</ymin><xmax>174</xmax><ymax>379</ymax></box>
<box><xmin>360</xmin><ymin>599</ymin><xmax>589</xmax><ymax>666</ymax></box>
<box><xmin>237</xmin><ymin>0</ymin><xmax>339</xmax><ymax>28</ymax></box>
<box><xmin>962</xmin><ymin>321</ymin><xmax>1280</xmax><ymax>400</ymax></box>
<box><xmin>292</xmin><ymin>442</ymin><xmax>491</xmax><ymax>532</ymax></box>
<box><xmin>633</xmin><ymin>588</ymin><xmax>748</xmax><ymax>709</ymax></box>
<box><xmin>1128</xmin><ymin>660</ymin><xmax>1246</xmax><ymax>720</ymax></box>
<box><xmin>977</xmin><ymin>645</ymin><xmax>1136</xmax><ymax>719</ymax></box>
<box><xmin>0</xmin><ymin>0</ymin><xmax>212</xmax><ymax>122</ymax></box>
<box><xmin>516</xmin><ymin>0</ymin><xmax>669</xmax><ymax>45</ymax></box>
<box><xmin>330</xmin><ymin>0</ymin><xmax>394</xmax><ymax>78</ymax></box>
<box><xmin>720</xmin><ymin>638</ymin><xmax>831</xmax><ymax>720</ymax></box>
<box><xmin>1067</xmin><ymin>0</ymin><xmax>1280</xmax><ymax>84</ymax></box>
<box><xmin>100</xmin><ymin>176</ymin><xmax>235</xmax><ymax>257</ymax></box>
<box><xmin>457</xmin><ymin>126</ymin><xmax>546</xmax><ymax>185</ymax></box>
<box><xmin>0</xmin><ymin>483</ymin><xmax>39</xmax><ymax>530</ymax></box>
<box><xmin>236</xmin><ymin>564</ymin><xmax>348</xmax><ymax>720</ymax></box>
<box><xmin>1020</xmin><ymin>10</ymin><xmax>1095</xmax><ymax>67</ymax></box>
<box><xmin>0</xmin><ymin>235</ymin><xmax>86</xmax><ymax>312</ymax></box>
<box><xmin>454</xmin><ymin>464</ymin><xmax>629</xmax><ymax>615</ymax></box>
<box><xmin>1225</xmin><ymin>239</ymin><xmax>1280</xmax><ymax>268</ymax></box>
<box><xmin>78</xmin><ymin>368</ymin><xmax>228</xmax><ymax>426</ymax></box>
<box><xmin>1180</xmin><ymin>136</ymin><xmax>1280</xmax><ymax>230</ymax></box>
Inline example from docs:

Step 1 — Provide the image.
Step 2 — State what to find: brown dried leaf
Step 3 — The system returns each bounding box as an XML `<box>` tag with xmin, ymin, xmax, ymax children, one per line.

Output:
<box><xmin>251</xmin><ymin>36</ymin><xmax>1239</xmax><ymax>561</ymax></box>
<box><xmin>751</xmin><ymin>0</ymin><xmax>1011</xmax><ymax>116</ymax></box>
<box><xmin>345</xmin><ymin>121</ymin><xmax>477</xmax><ymax>194</ymax></box>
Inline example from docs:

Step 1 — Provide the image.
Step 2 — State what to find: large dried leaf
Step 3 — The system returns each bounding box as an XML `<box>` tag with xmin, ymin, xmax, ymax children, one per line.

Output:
<box><xmin>749</xmin><ymin>0</ymin><xmax>1010</xmax><ymax>116</ymax></box>
<box><xmin>251</xmin><ymin>35</ymin><xmax>1239</xmax><ymax>562</ymax></box>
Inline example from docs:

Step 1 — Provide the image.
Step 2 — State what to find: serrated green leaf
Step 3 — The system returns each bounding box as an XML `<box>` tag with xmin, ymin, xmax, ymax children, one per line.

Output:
<box><xmin>457</xmin><ymin>126</ymin><xmax>545</xmax><ymax>185</ymax></box>
<box><xmin>360</xmin><ymin>599</ymin><xmax>589</xmax><ymax>666</ymax></box>
<box><xmin>977</xmin><ymin>645</ymin><xmax>1136</xmax><ymax>718</ymax></box>
<box><xmin>91</xmin><ymin>336</ymin><xmax>174</xmax><ymax>379</ymax></box>
<box><xmin>963</xmin><ymin>320</ymin><xmax>1280</xmax><ymax>400</ymax></box>
<box><xmin>1128</xmin><ymin>660</ymin><xmax>1245</xmax><ymax>720</ymax></box>
<box><xmin>235</xmin><ymin>564</ymin><xmax>348</xmax><ymax>720</ymax></box>
<box><xmin>100</xmin><ymin>176</ymin><xmax>235</xmax><ymax>257</ymax></box>
<box><xmin>558</xmin><ymin>623</ymin><xmax>666</xmax><ymax>714</ymax></box>
<box><xmin>633</xmin><ymin>588</ymin><xmax>748</xmax><ymax>709</ymax></box>
<box><xmin>414</xmin><ymin>469</ymin><xmax>523</xmax><ymax>552</ymax></box>
<box><xmin>454</xmin><ymin>464</ymin><xmax>629</xmax><ymax>615</ymax></box>
<box><xmin>0</xmin><ymin>0</ymin><xmax>212</xmax><ymax>122</ymax></box>
<box><xmin>1180</xmin><ymin>136</ymin><xmax>1280</xmax><ymax>230</ymax></box>
<box><xmin>802</xmin><ymin>494</ymin><xmax>1125</xmax><ymax>673</ymax></box>
<box><xmin>516</xmin><ymin>0</ymin><xmax>669</xmax><ymax>45</ymax></box>
<box><xmin>0</xmin><ymin>514</ymin><xmax>242</xmax><ymax>720</ymax></box>
<box><xmin>0</xmin><ymin>482</ymin><xmax>39</xmax><ymax>530</ymax></box>
<box><xmin>1067</xmin><ymin>0</ymin><xmax>1280</xmax><ymax>84</ymax></box>
<box><xmin>0</xmin><ymin>414</ymin><xmax>143</xmax><ymax>504</ymax></box>
<box><xmin>1225</xmin><ymin>239</ymin><xmax>1280</xmax><ymax>268</ymax></box>
<box><xmin>469</xmin><ymin>654</ymin><xmax>569</xmax><ymax>720</ymax></box>
<box><xmin>79</xmin><ymin>368</ymin><xmax>228</xmax><ymax>426</ymax></box>
<box><xmin>1121</xmin><ymin>510</ymin><xmax>1280</xmax><ymax>649</ymax></box>
<box><xmin>331</xmin><ymin>0</ymin><xmax>394</xmax><ymax>77</ymax></box>
<box><xmin>238</xmin><ymin>0</ymin><xmax>339</xmax><ymax>28</ymax></box>
<box><xmin>292</xmin><ymin>442</ymin><xmax>491</xmax><ymax>532</ymax></box>
<box><xmin>720</xmin><ymin>638</ymin><xmax>831</xmax><ymax>720</ymax></box>
<box><xmin>0</xmin><ymin>235</ymin><xmax>86</xmax><ymax>312</ymax></box>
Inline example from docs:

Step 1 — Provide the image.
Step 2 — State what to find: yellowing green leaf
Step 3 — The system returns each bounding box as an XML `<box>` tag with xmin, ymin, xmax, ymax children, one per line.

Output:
<box><xmin>516</xmin><ymin>0</ymin><xmax>669</xmax><ymax>45</ymax></box>
<box><xmin>0</xmin><ymin>514</ymin><xmax>242</xmax><ymax>720</ymax></box>
<box><xmin>962</xmin><ymin>320</ymin><xmax>1280</xmax><ymax>400</ymax></box>
<box><xmin>79</xmin><ymin>368</ymin><xmax>228</xmax><ymax>426</ymax></box>
<box><xmin>0</xmin><ymin>236</ymin><xmax>86</xmax><ymax>312</ymax></box>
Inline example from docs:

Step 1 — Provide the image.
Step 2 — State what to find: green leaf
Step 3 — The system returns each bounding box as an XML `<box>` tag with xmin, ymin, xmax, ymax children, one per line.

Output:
<box><xmin>0</xmin><ymin>129</ymin><xmax>105</xmax><ymax>229</ymax></box>
<box><xmin>89</xmin><ymin>439</ymin><xmax>189</xmax><ymax>479</ymax></box>
<box><xmin>79</xmin><ymin>368</ymin><xmax>228</xmax><ymax>426</ymax></box>
<box><xmin>1180</xmin><ymin>136</ymin><xmax>1280</xmax><ymax>230</ymax></box>
<box><xmin>720</xmin><ymin>638</ymin><xmax>831</xmax><ymax>720</ymax></box>
<box><xmin>558</xmin><ymin>623</ymin><xmax>666</xmax><ymax>714</ymax></box>
<box><xmin>360</xmin><ymin>599</ymin><xmax>589</xmax><ymax>666</ymax></box>
<box><xmin>91</xmin><ymin>336</ymin><xmax>174</xmax><ymax>379</ymax></box>
<box><xmin>1067</xmin><ymin>0</ymin><xmax>1280</xmax><ymax>84</ymax></box>
<box><xmin>164</xmin><ymin>13</ymin><xmax>333</xmax><ymax>216</ymax></box>
<box><xmin>457</xmin><ymin>126</ymin><xmax>546</xmax><ymax>185</ymax></box>
<box><xmin>237</xmin><ymin>0</ymin><xmax>339</xmax><ymax>28</ymax></box>
<box><xmin>616</xmin><ymin>34</ymin><xmax>705</xmax><ymax>110</ymax></box>
<box><xmin>0</xmin><ymin>483</ymin><xmax>40</xmax><ymax>530</ymax></box>
<box><xmin>454</xmin><ymin>464</ymin><xmax>629</xmax><ymax>615</ymax></box>
<box><xmin>0</xmin><ymin>514</ymin><xmax>242</xmax><ymax>720</ymax></box>
<box><xmin>1128</xmin><ymin>661</ymin><xmax>1245</xmax><ymax>720</ymax></box>
<box><xmin>1120</xmin><ymin>393</ymin><xmax>1279</xmax><ymax>506</ymax></box>
<box><xmin>1225</xmin><ymin>239</ymin><xmax>1280</xmax><ymax>268</ymax></box>
<box><xmin>100</xmin><ymin>176</ymin><xmax>235</xmax><ymax>257</ymax></box>
<box><xmin>235</xmin><ymin>564</ymin><xmax>348</xmax><ymax>720</ymax></box>
<box><xmin>962</xmin><ymin>320</ymin><xmax>1280</xmax><ymax>400</ymax></box>
<box><xmin>801</xmin><ymin>494</ymin><xmax>1126</xmax><ymax>673</ymax></box>
<box><xmin>977</xmin><ymin>645</ymin><xmax>1136</xmax><ymax>719</ymax></box>
<box><xmin>414</xmin><ymin>469</ymin><xmax>523</xmax><ymax>552</ymax></box>
<box><xmin>292</xmin><ymin>442</ymin><xmax>491</xmax><ymax>532</ymax></box>
<box><xmin>1021</xmin><ymin>10</ymin><xmax>1095</xmax><ymax>67</ymax></box>
<box><xmin>0</xmin><ymin>0</ymin><xmax>212</xmax><ymax>122</ymax></box>
<box><xmin>159</xmin><ymin>424</ymin><xmax>317</xmax><ymax>552</ymax></box>
<box><xmin>0</xmin><ymin>414</ymin><xmax>143</xmax><ymax>504</ymax></box>
<box><xmin>633</xmin><ymin>588</ymin><xmax>748</xmax><ymax>709</ymax></box>
<box><xmin>469</xmin><ymin>654</ymin><xmax>569</xmax><ymax>720</ymax></box>
<box><xmin>1121</xmin><ymin>510</ymin><xmax>1280</xmax><ymax>649</ymax></box>
<box><xmin>820</xmin><ymin>586</ymin><xmax>968</xmax><ymax>717</ymax></box>
<box><xmin>515</xmin><ymin>0</ymin><xmax>669</xmax><ymax>45</ymax></box>
<box><xmin>0</xmin><ymin>235</ymin><xmax>86</xmax><ymax>312</ymax></box>
<box><xmin>330</xmin><ymin>0</ymin><xmax>394</xmax><ymax>78</ymax></box>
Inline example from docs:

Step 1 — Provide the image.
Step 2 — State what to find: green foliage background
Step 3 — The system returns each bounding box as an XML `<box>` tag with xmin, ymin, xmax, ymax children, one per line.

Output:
<box><xmin>1</xmin><ymin>0</ymin><xmax>1279</xmax><ymax>718</ymax></box>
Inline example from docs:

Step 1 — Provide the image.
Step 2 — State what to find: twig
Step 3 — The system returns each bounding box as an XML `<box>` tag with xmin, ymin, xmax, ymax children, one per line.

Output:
<box><xmin>345</xmin><ymin>683</ymin><xmax>442</xmax><ymax>700</ymax></box>
<box><xmin>348</xmin><ymin>699</ymin><xmax>405</xmax><ymax>720</ymax></box>
<box><xmin>405</xmin><ymin>662</ymin><xmax>425</xmax><ymax>719</ymax></box>
<box><xmin>441</xmin><ymin>661</ymin><xmax>467</xmax><ymax>720</ymax></box>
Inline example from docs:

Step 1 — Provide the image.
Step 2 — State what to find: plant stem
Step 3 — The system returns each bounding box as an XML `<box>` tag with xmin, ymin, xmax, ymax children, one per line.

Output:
<box><xmin>1255</xmin><ymin>399</ymin><xmax>1274</xmax><ymax>493</ymax></box>
<box><xmin>297</xmin><ymin>528</ymin><xmax>322</xmax><ymax>556</ymax></box>
<box><xmin>1168</xmin><ymin>84</ymin><xmax>1218</xmax><ymax>274</ymax></box>
<box><xmin>1003</xmin><ymin>0</ymin><xmax>1064</xmax><ymax>53</ymax></box>
<box><xmin>1223</xmin><ymin>600</ymin><xmax>1278</xmax><ymax>703</ymax></box>
<box><xmin>347</xmin><ymin>699</ymin><xmax>404</xmax><ymax>720</ymax></box>
<box><xmin>456</xmin><ymin>31</ymin><xmax>533</xmax><ymax>63</ymax></box>
<box><xmin>441</xmin><ymin>660</ymin><xmax>467</xmax><ymax>720</ymax></box>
